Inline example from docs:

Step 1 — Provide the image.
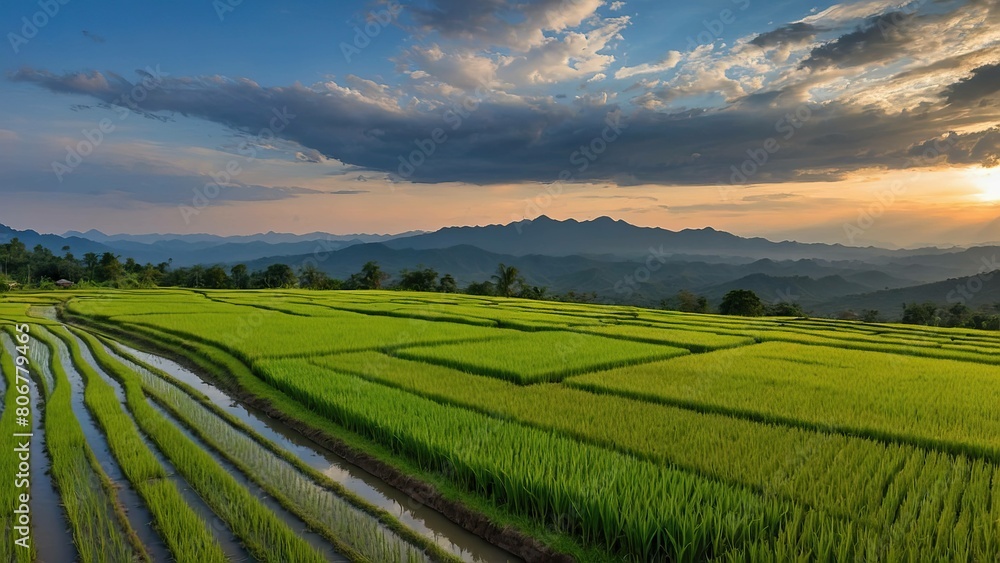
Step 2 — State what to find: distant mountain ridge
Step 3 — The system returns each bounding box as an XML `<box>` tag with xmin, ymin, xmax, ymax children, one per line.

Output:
<box><xmin>62</xmin><ymin>228</ymin><xmax>424</xmax><ymax>245</ymax></box>
<box><xmin>383</xmin><ymin>215</ymin><xmax>954</xmax><ymax>261</ymax></box>
<box><xmin>1</xmin><ymin>223</ymin><xmax>115</xmax><ymax>255</ymax></box>
<box><xmin>5</xmin><ymin>217</ymin><xmax>1000</xmax><ymax>314</ymax></box>
<box><xmin>814</xmin><ymin>271</ymin><xmax>1000</xmax><ymax>318</ymax></box>
<box><xmin>241</xmin><ymin>243</ymin><xmax>928</xmax><ymax>307</ymax></box>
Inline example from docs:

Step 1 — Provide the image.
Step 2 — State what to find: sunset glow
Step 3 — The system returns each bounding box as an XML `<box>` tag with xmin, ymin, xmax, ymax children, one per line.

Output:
<box><xmin>0</xmin><ymin>0</ymin><xmax>998</xmax><ymax>246</ymax></box>
<box><xmin>971</xmin><ymin>167</ymin><xmax>1000</xmax><ymax>202</ymax></box>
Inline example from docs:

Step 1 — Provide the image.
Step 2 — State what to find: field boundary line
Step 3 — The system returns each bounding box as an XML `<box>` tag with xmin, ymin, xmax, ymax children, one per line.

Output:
<box><xmin>562</xmin><ymin>377</ymin><xmax>1000</xmax><ymax>464</ymax></box>
<box><xmin>99</xmin><ymin>335</ymin><xmax>463</xmax><ymax>563</ymax></box>
<box><xmin>60</xmin><ymin>310</ymin><xmax>584</xmax><ymax>563</ymax></box>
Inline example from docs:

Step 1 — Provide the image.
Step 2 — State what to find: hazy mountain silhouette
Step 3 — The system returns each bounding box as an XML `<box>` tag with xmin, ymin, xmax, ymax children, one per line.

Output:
<box><xmin>6</xmin><ymin>218</ymin><xmax>1000</xmax><ymax>315</ymax></box>
<box><xmin>382</xmin><ymin>215</ymin><xmax>949</xmax><ymax>261</ymax></box>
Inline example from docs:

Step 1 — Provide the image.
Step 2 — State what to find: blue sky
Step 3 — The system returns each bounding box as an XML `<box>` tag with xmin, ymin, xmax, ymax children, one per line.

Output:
<box><xmin>1</xmin><ymin>0</ymin><xmax>999</xmax><ymax>246</ymax></box>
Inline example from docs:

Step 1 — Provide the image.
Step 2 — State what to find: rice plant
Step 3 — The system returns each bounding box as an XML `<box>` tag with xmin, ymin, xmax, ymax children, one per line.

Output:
<box><xmin>394</xmin><ymin>331</ymin><xmax>689</xmax><ymax>383</ymax></box>
<box><xmin>102</xmin><ymin>339</ymin><xmax>454</xmax><ymax>563</ymax></box>
<box><xmin>565</xmin><ymin>341</ymin><xmax>1000</xmax><ymax>458</ymax></box>
<box><xmin>65</xmin><ymin>326</ymin><xmax>330</xmax><ymax>563</ymax></box>
<box><xmin>0</xmin><ymin>333</ymin><xmax>39</xmax><ymax>563</ymax></box>
<box><xmin>47</xmin><ymin>325</ymin><xmax>229</xmax><ymax>562</ymax></box>
<box><xmin>59</xmin><ymin>288</ymin><xmax>1000</xmax><ymax>562</ymax></box>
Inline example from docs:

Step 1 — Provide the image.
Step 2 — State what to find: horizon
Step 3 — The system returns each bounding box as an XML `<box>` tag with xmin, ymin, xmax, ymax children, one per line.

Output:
<box><xmin>2</xmin><ymin>0</ymin><xmax>999</xmax><ymax>247</ymax></box>
<box><xmin>4</xmin><ymin>2</ymin><xmax>1000</xmax><ymax>557</ymax></box>
<box><xmin>1</xmin><ymin>213</ymin><xmax>986</xmax><ymax>251</ymax></box>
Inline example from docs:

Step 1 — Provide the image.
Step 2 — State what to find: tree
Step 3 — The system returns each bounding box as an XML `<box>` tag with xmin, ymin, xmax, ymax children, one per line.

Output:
<box><xmin>719</xmin><ymin>289</ymin><xmax>765</xmax><ymax>317</ymax></box>
<box><xmin>766</xmin><ymin>301</ymin><xmax>804</xmax><ymax>317</ymax></box>
<box><xmin>860</xmin><ymin>309</ymin><xmax>882</xmax><ymax>323</ymax></box>
<box><xmin>204</xmin><ymin>265</ymin><xmax>230</xmax><ymax>289</ymax></box>
<box><xmin>299</xmin><ymin>263</ymin><xmax>331</xmax><ymax>289</ymax></box>
<box><xmin>942</xmin><ymin>302</ymin><xmax>973</xmax><ymax>328</ymax></box>
<box><xmin>186</xmin><ymin>265</ymin><xmax>206</xmax><ymax>288</ymax></box>
<box><xmin>124</xmin><ymin>257</ymin><xmax>141</xmax><ymax>274</ymax></box>
<box><xmin>230</xmin><ymin>264</ymin><xmax>250</xmax><ymax>289</ymax></box>
<box><xmin>98</xmin><ymin>252</ymin><xmax>123</xmax><ymax>283</ymax></box>
<box><xmin>967</xmin><ymin>311</ymin><xmax>999</xmax><ymax>330</ymax></box>
<box><xmin>347</xmin><ymin>261</ymin><xmax>388</xmax><ymax>290</ymax></box>
<box><xmin>263</xmin><ymin>263</ymin><xmax>298</xmax><ymax>288</ymax></box>
<box><xmin>438</xmin><ymin>274</ymin><xmax>458</xmax><ymax>293</ymax></box>
<box><xmin>465</xmin><ymin>281</ymin><xmax>496</xmax><ymax>296</ymax></box>
<box><xmin>1</xmin><ymin>238</ymin><xmax>28</xmax><ymax>280</ymax></box>
<box><xmin>397</xmin><ymin>266</ymin><xmax>439</xmax><ymax>292</ymax></box>
<box><xmin>138</xmin><ymin>264</ymin><xmax>162</xmax><ymax>288</ymax></box>
<box><xmin>83</xmin><ymin>252</ymin><xmax>98</xmax><ymax>280</ymax></box>
<box><xmin>519</xmin><ymin>285</ymin><xmax>548</xmax><ymax>300</ymax></box>
<box><xmin>557</xmin><ymin>290</ymin><xmax>596</xmax><ymax>303</ymax></box>
<box><xmin>663</xmin><ymin>290</ymin><xmax>710</xmax><ymax>313</ymax></box>
<box><xmin>901</xmin><ymin>302</ymin><xmax>939</xmax><ymax>326</ymax></box>
<box><xmin>491</xmin><ymin>263</ymin><xmax>523</xmax><ymax>298</ymax></box>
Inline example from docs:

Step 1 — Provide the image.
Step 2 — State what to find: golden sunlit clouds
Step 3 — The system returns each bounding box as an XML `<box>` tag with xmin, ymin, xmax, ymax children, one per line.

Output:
<box><xmin>968</xmin><ymin>167</ymin><xmax>1000</xmax><ymax>202</ymax></box>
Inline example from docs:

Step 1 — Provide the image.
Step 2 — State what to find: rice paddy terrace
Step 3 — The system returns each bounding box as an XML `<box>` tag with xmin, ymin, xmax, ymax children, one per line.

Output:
<box><xmin>2</xmin><ymin>288</ymin><xmax>1000</xmax><ymax>562</ymax></box>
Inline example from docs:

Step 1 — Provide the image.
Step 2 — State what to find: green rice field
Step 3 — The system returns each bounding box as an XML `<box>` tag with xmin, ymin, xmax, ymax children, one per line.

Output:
<box><xmin>2</xmin><ymin>288</ymin><xmax>999</xmax><ymax>562</ymax></box>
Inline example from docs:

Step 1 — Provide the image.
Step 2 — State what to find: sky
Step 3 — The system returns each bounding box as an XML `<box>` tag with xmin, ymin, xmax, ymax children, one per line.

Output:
<box><xmin>1</xmin><ymin>0</ymin><xmax>998</xmax><ymax>247</ymax></box>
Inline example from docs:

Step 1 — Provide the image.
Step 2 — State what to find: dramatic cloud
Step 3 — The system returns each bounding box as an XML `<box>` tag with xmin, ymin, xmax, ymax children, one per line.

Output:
<box><xmin>8</xmin><ymin>0</ymin><xmax>1000</xmax><ymax>192</ymax></box>
<box><xmin>13</xmin><ymin>60</ymin><xmax>1000</xmax><ymax>188</ymax></box>
<box><xmin>799</xmin><ymin>11</ymin><xmax>914</xmax><ymax>70</ymax></box>
<box><xmin>750</xmin><ymin>23</ymin><xmax>822</xmax><ymax>48</ymax></box>
<box><xmin>799</xmin><ymin>0</ymin><xmax>909</xmax><ymax>25</ymax></box>
<box><xmin>614</xmin><ymin>51</ymin><xmax>682</xmax><ymax>80</ymax></box>
<box><xmin>944</xmin><ymin>63</ymin><xmax>1000</xmax><ymax>105</ymax></box>
<box><xmin>408</xmin><ymin>0</ymin><xmax>604</xmax><ymax>51</ymax></box>
<box><xmin>398</xmin><ymin>0</ymin><xmax>628</xmax><ymax>90</ymax></box>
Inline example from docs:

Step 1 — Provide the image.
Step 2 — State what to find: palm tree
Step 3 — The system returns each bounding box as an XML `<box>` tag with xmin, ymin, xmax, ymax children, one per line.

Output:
<box><xmin>521</xmin><ymin>285</ymin><xmax>548</xmax><ymax>300</ymax></box>
<box><xmin>83</xmin><ymin>252</ymin><xmax>98</xmax><ymax>281</ymax></box>
<box><xmin>491</xmin><ymin>263</ymin><xmax>522</xmax><ymax>298</ymax></box>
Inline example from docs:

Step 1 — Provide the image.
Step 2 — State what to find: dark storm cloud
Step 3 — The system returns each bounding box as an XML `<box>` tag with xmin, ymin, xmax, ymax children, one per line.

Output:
<box><xmin>906</xmin><ymin>128</ymin><xmax>1000</xmax><ymax>167</ymax></box>
<box><xmin>799</xmin><ymin>11</ymin><xmax>914</xmax><ymax>70</ymax></box>
<box><xmin>408</xmin><ymin>0</ymin><xmax>509</xmax><ymax>40</ymax></box>
<box><xmin>943</xmin><ymin>63</ymin><xmax>1000</xmax><ymax>105</ymax></box>
<box><xmin>750</xmin><ymin>23</ymin><xmax>821</xmax><ymax>48</ymax></box>
<box><xmin>405</xmin><ymin>0</ymin><xmax>581</xmax><ymax>48</ymax></box>
<box><xmin>11</xmin><ymin>67</ymin><xmax>1000</xmax><ymax>186</ymax></box>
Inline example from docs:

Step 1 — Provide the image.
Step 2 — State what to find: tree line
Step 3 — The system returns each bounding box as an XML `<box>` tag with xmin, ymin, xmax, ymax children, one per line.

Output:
<box><xmin>660</xmin><ymin>289</ymin><xmax>806</xmax><ymax>317</ymax></box>
<box><xmin>4</xmin><ymin>238</ymin><xmax>997</xmax><ymax>328</ymax></box>
<box><xmin>0</xmin><ymin>240</ymin><xmax>594</xmax><ymax>301</ymax></box>
<box><xmin>161</xmin><ymin>261</ymin><xmax>593</xmax><ymax>302</ymax></box>
<box><xmin>0</xmin><ymin>238</ymin><xmax>168</xmax><ymax>289</ymax></box>
<box><xmin>661</xmin><ymin>287</ymin><xmax>1000</xmax><ymax>330</ymax></box>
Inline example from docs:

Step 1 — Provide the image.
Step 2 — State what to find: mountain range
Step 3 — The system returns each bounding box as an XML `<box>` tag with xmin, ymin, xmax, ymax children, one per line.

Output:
<box><xmin>4</xmin><ymin>217</ymin><xmax>999</xmax><ymax>315</ymax></box>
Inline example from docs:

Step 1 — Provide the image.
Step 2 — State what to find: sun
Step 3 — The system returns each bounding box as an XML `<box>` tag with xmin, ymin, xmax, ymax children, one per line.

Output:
<box><xmin>970</xmin><ymin>167</ymin><xmax>1000</xmax><ymax>201</ymax></box>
